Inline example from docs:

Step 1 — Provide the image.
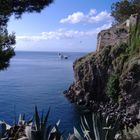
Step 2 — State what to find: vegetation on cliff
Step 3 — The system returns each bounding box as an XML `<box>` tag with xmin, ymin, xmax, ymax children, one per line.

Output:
<box><xmin>106</xmin><ymin>73</ymin><xmax>120</xmax><ymax>102</ymax></box>
<box><xmin>111</xmin><ymin>0</ymin><xmax>140</xmax><ymax>23</ymax></box>
<box><xmin>64</xmin><ymin>16</ymin><xmax>140</xmax><ymax>140</ymax></box>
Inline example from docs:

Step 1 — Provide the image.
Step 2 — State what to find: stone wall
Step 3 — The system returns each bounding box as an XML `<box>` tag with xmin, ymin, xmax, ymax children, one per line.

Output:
<box><xmin>96</xmin><ymin>14</ymin><xmax>138</xmax><ymax>52</ymax></box>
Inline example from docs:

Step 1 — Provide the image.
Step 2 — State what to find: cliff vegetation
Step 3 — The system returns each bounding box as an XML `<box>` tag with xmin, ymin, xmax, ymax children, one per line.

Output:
<box><xmin>64</xmin><ymin>18</ymin><xmax>140</xmax><ymax>130</ymax></box>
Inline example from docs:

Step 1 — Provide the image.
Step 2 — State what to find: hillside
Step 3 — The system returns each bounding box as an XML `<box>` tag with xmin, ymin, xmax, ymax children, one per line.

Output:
<box><xmin>64</xmin><ymin>15</ymin><xmax>140</xmax><ymax>126</ymax></box>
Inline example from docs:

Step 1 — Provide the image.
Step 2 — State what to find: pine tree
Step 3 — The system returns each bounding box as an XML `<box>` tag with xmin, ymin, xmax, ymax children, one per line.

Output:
<box><xmin>0</xmin><ymin>0</ymin><xmax>53</xmax><ymax>70</ymax></box>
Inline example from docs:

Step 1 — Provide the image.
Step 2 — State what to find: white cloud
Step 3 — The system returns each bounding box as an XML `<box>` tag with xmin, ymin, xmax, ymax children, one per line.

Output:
<box><xmin>60</xmin><ymin>12</ymin><xmax>85</xmax><ymax>24</ymax></box>
<box><xmin>89</xmin><ymin>9</ymin><xmax>97</xmax><ymax>16</ymax></box>
<box><xmin>60</xmin><ymin>9</ymin><xmax>112</xmax><ymax>24</ymax></box>
<box><xmin>17</xmin><ymin>23</ymin><xmax>111</xmax><ymax>42</ymax></box>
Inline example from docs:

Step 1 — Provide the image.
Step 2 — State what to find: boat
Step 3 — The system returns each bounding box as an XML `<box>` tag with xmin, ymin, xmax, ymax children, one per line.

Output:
<box><xmin>58</xmin><ymin>53</ymin><xmax>68</xmax><ymax>59</ymax></box>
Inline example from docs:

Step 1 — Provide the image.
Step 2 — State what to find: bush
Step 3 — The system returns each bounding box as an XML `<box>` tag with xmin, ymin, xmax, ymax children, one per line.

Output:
<box><xmin>128</xmin><ymin>21</ymin><xmax>140</xmax><ymax>55</ymax></box>
<box><xmin>106</xmin><ymin>74</ymin><xmax>120</xmax><ymax>102</ymax></box>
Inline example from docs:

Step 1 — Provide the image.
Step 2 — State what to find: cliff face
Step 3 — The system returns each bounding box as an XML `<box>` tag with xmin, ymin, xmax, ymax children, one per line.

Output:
<box><xmin>96</xmin><ymin>14</ymin><xmax>138</xmax><ymax>51</ymax></box>
<box><xmin>64</xmin><ymin>15</ymin><xmax>140</xmax><ymax>122</ymax></box>
<box><xmin>65</xmin><ymin>49</ymin><xmax>111</xmax><ymax>105</ymax></box>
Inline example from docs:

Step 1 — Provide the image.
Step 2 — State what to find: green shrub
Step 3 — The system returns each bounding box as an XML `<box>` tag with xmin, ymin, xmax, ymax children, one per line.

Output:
<box><xmin>111</xmin><ymin>43</ymin><xmax>128</xmax><ymax>58</ymax></box>
<box><xmin>128</xmin><ymin>21</ymin><xmax>140</xmax><ymax>55</ymax></box>
<box><xmin>106</xmin><ymin>74</ymin><xmax>120</xmax><ymax>102</ymax></box>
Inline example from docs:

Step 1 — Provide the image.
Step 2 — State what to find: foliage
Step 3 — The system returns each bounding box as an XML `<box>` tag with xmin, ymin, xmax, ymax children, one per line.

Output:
<box><xmin>111</xmin><ymin>0</ymin><xmax>140</xmax><ymax>23</ymax></box>
<box><xmin>0</xmin><ymin>108</ymin><xmax>122</xmax><ymax>140</ymax></box>
<box><xmin>25</xmin><ymin>106</ymin><xmax>62</xmax><ymax>140</ymax></box>
<box><xmin>73</xmin><ymin>113</ymin><xmax>121</xmax><ymax>140</ymax></box>
<box><xmin>0</xmin><ymin>0</ymin><xmax>53</xmax><ymax>71</ymax></box>
<box><xmin>111</xmin><ymin>43</ymin><xmax>128</xmax><ymax>58</ymax></box>
<box><xmin>0</xmin><ymin>28</ymin><xmax>15</xmax><ymax>70</ymax></box>
<box><xmin>106</xmin><ymin>74</ymin><xmax>120</xmax><ymax>102</ymax></box>
<box><xmin>0</xmin><ymin>0</ymin><xmax>53</xmax><ymax>25</ymax></box>
<box><xmin>99</xmin><ymin>46</ymin><xmax>112</xmax><ymax>67</ymax></box>
<box><xmin>128</xmin><ymin>20</ymin><xmax>140</xmax><ymax>54</ymax></box>
<box><xmin>0</xmin><ymin>107</ymin><xmax>63</xmax><ymax>140</ymax></box>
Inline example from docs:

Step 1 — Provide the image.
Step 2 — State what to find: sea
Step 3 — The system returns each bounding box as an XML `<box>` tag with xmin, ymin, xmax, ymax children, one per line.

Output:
<box><xmin>0</xmin><ymin>51</ymin><xmax>88</xmax><ymax>135</ymax></box>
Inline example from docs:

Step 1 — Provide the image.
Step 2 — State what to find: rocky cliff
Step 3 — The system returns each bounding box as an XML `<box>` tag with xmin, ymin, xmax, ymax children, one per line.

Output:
<box><xmin>64</xmin><ymin>16</ymin><xmax>140</xmax><ymax>126</ymax></box>
<box><xmin>96</xmin><ymin>14</ymin><xmax>138</xmax><ymax>52</ymax></box>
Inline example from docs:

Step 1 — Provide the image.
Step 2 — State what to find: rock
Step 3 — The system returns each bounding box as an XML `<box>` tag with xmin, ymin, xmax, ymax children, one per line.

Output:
<box><xmin>64</xmin><ymin>14</ymin><xmax>140</xmax><ymax>128</ymax></box>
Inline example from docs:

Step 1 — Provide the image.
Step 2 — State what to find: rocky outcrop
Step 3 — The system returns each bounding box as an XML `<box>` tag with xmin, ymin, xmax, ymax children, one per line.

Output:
<box><xmin>64</xmin><ymin>15</ymin><xmax>140</xmax><ymax>125</ymax></box>
<box><xmin>64</xmin><ymin>49</ymin><xmax>111</xmax><ymax>107</ymax></box>
<box><xmin>96</xmin><ymin>14</ymin><xmax>138</xmax><ymax>52</ymax></box>
<box><xmin>96</xmin><ymin>26</ymin><xmax>128</xmax><ymax>52</ymax></box>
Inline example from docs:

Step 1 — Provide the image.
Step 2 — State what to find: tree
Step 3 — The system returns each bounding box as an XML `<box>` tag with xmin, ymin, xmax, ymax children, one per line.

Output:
<box><xmin>111</xmin><ymin>0</ymin><xmax>140</xmax><ymax>23</ymax></box>
<box><xmin>0</xmin><ymin>0</ymin><xmax>53</xmax><ymax>70</ymax></box>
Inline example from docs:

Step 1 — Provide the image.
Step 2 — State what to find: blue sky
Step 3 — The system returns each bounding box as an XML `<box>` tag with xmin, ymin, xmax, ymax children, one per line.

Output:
<box><xmin>8</xmin><ymin>0</ymin><xmax>118</xmax><ymax>52</ymax></box>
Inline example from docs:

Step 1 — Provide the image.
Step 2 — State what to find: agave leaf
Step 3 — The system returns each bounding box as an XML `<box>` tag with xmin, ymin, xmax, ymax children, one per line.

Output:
<box><xmin>48</xmin><ymin>132</ymin><xmax>62</xmax><ymax>140</ymax></box>
<box><xmin>81</xmin><ymin>117</ymin><xmax>91</xmax><ymax>139</ymax></box>
<box><xmin>50</xmin><ymin>120</ymin><xmax>61</xmax><ymax>133</ymax></box>
<box><xmin>18</xmin><ymin>136</ymin><xmax>28</xmax><ymax>140</ymax></box>
<box><xmin>1</xmin><ymin>137</ymin><xmax>8</xmax><ymax>140</ymax></box>
<box><xmin>31</xmin><ymin>130</ymin><xmax>41</xmax><ymax>140</ymax></box>
<box><xmin>34</xmin><ymin>106</ymin><xmax>40</xmax><ymax>131</ymax></box>
<box><xmin>105</xmin><ymin>129</ymin><xmax>109</xmax><ymax>140</ymax></box>
<box><xmin>23</xmin><ymin>113</ymin><xmax>25</xmax><ymax>120</ymax></box>
<box><xmin>67</xmin><ymin>133</ymin><xmax>75</xmax><ymax>140</ymax></box>
<box><xmin>83</xmin><ymin>116</ymin><xmax>90</xmax><ymax>130</ymax></box>
<box><xmin>18</xmin><ymin>114</ymin><xmax>22</xmax><ymax>125</ymax></box>
<box><xmin>92</xmin><ymin>113</ymin><xmax>101</xmax><ymax>140</ymax></box>
<box><xmin>49</xmin><ymin>122</ymin><xmax>63</xmax><ymax>140</ymax></box>
<box><xmin>42</xmin><ymin>108</ymin><xmax>50</xmax><ymax>129</ymax></box>
<box><xmin>44</xmin><ymin>125</ymin><xmax>52</xmax><ymax>140</ymax></box>
<box><xmin>80</xmin><ymin>117</ymin><xmax>87</xmax><ymax>132</ymax></box>
<box><xmin>41</xmin><ymin>111</ymin><xmax>44</xmax><ymax>126</ymax></box>
<box><xmin>105</xmin><ymin>116</ymin><xmax>109</xmax><ymax>126</ymax></box>
<box><xmin>25</xmin><ymin>126</ymin><xmax>32</xmax><ymax>140</ymax></box>
<box><xmin>51</xmin><ymin>124</ymin><xmax>59</xmax><ymax>134</ymax></box>
<box><xmin>49</xmin><ymin>123</ymin><xmax>62</xmax><ymax>140</ymax></box>
<box><xmin>18</xmin><ymin>114</ymin><xmax>25</xmax><ymax>125</ymax></box>
<box><xmin>74</xmin><ymin>127</ymin><xmax>83</xmax><ymax>140</ymax></box>
<box><xmin>103</xmin><ymin>127</ymin><xmax>112</xmax><ymax>130</ymax></box>
<box><xmin>27</xmin><ymin>116</ymin><xmax>34</xmax><ymax>126</ymax></box>
<box><xmin>55</xmin><ymin>120</ymin><xmax>60</xmax><ymax>127</ymax></box>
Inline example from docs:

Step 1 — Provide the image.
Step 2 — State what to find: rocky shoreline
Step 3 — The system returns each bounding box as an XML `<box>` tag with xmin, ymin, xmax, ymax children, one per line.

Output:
<box><xmin>64</xmin><ymin>15</ymin><xmax>140</xmax><ymax>129</ymax></box>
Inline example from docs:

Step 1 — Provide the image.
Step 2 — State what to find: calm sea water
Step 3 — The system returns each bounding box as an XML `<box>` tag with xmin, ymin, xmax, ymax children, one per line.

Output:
<box><xmin>0</xmin><ymin>51</ymin><xmax>87</xmax><ymax>134</ymax></box>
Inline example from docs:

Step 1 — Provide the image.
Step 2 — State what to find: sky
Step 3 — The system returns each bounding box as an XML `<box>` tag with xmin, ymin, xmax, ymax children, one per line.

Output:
<box><xmin>8</xmin><ymin>0</ymin><xmax>118</xmax><ymax>52</ymax></box>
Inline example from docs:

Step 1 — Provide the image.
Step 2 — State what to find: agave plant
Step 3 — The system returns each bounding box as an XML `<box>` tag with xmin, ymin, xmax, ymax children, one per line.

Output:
<box><xmin>24</xmin><ymin>106</ymin><xmax>63</xmax><ymax>140</ymax></box>
<box><xmin>0</xmin><ymin>108</ymin><xmax>124</xmax><ymax>140</ymax></box>
<box><xmin>73</xmin><ymin>113</ymin><xmax>122</xmax><ymax>140</ymax></box>
<box><xmin>0</xmin><ymin>107</ymin><xmax>63</xmax><ymax>140</ymax></box>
